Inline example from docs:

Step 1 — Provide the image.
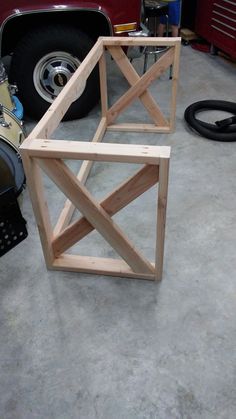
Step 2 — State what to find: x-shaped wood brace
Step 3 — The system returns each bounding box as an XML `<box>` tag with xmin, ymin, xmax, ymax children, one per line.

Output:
<box><xmin>106</xmin><ymin>46</ymin><xmax>174</xmax><ymax>126</ymax></box>
<box><xmin>37</xmin><ymin>158</ymin><xmax>158</xmax><ymax>275</ymax></box>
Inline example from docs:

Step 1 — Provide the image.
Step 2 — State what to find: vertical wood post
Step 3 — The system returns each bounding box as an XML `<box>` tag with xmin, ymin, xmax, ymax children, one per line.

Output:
<box><xmin>99</xmin><ymin>49</ymin><xmax>108</xmax><ymax>117</ymax></box>
<box><xmin>170</xmin><ymin>41</ymin><xmax>181</xmax><ymax>132</ymax></box>
<box><xmin>20</xmin><ymin>153</ymin><xmax>54</xmax><ymax>267</ymax></box>
<box><xmin>155</xmin><ymin>157</ymin><xmax>170</xmax><ymax>280</ymax></box>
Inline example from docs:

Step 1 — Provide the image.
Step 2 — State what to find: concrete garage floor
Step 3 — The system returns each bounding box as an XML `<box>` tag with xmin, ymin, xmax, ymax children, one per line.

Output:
<box><xmin>1</xmin><ymin>44</ymin><xmax>236</xmax><ymax>418</ymax></box>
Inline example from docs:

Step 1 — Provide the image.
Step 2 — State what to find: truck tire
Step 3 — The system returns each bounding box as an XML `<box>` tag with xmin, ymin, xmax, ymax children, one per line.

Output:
<box><xmin>10</xmin><ymin>25</ymin><xmax>100</xmax><ymax>121</ymax></box>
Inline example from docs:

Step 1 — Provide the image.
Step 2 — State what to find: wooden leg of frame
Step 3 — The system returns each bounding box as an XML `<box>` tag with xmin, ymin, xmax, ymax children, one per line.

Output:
<box><xmin>155</xmin><ymin>157</ymin><xmax>170</xmax><ymax>280</ymax></box>
<box><xmin>170</xmin><ymin>42</ymin><xmax>181</xmax><ymax>132</ymax></box>
<box><xmin>20</xmin><ymin>152</ymin><xmax>54</xmax><ymax>267</ymax></box>
<box><xmin>99</xmin><ymin>51</ymin><xmax>108</xmax><ymax>117</ymax></box>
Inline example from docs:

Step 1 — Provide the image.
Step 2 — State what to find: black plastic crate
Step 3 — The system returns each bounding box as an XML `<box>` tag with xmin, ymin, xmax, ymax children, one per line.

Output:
<box><xmin>0</xmin><ymin>187</ymin><xmax>28</xmax><ymax>257</ymax></box>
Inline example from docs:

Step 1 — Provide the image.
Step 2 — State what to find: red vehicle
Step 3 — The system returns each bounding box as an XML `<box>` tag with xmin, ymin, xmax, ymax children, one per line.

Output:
<box><xmin>0</xmin><ymin>1</ymin><xmax>142</xmax><ymax>119</ymax></box>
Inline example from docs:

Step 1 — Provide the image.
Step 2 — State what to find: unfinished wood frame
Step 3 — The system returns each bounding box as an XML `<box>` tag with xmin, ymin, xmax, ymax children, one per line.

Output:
<box><xmin>20</xmin><ymin>36</ymin><xmax>177</xmax><ymax>280</ymax></box>
<box><xmin>20</xmin><ymin>141</ymin><xmax>170</xmax><ymax>280</ymax></box>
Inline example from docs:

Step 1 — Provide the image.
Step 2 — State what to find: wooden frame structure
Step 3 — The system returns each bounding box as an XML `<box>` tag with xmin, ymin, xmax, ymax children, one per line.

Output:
<box><xmin>20</xmin><ymin>36</ymin><xmax>180</xmax><ymax>281</ymax></box>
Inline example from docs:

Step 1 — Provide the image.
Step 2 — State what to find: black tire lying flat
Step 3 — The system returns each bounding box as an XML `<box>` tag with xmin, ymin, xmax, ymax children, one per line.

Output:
<box><xmin>184</xmin><ymin>100</ymin><xmax>236</xmax><ymax>142</ymax></box>
<box><xmin>10</xmin><ymin>25</ymin><xmax>100</xmax><ymax>121</ymax></box>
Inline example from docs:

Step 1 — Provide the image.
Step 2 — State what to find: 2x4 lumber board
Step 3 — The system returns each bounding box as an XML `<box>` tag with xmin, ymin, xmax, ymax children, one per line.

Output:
<box><xmin>52</xmin><ymin>164</ymin><xmax>159</xmax><ymax>255</ymax></box>
<box><xmin>23</xmin><ymin>140</ymin><xmax>171</xmax><ymax>164</ymax></box>
<box><xmin>38</xmin><ymin>158</ymin><xmax>155</xmax><ymax>275</ymax></box>
<box><xmin>106</xmin><ymin>47</ymin><xmax>174</xmax><ymax>125</ymax></box>
<box><xmin>20</xmin><ymin>153</ymin><xmax>54</xmax><ymax>267</ymax></box>
<box><xmin>155</xmin><ymin>157</ymin><xmax>170</xmax><ymax>281</ymax></box>
<box><xmin>170</xmin><ymin>41</ymin><xmax>181</xmax><ymax>132</ymax></box>
<box><xmin>53</xmin><ymin>254</ymin><xmax>155</xmax><ymax>281</ymax></box>
<box><xmin>76</xmin><ymin>117</ymin><xmax>107</xmax><ymax>183</ymax></box>
<box><xmin>102</xmin><ymin>36</ymin><xmax>181</xmax><ymax>47</ymax></box>
<box><xmin>107</xmin><ymin>123</ymin><xmax>171</xmax><ymax>133</ymax></box>
<box><xmin>107</xmin><ymin>46</ymin><xmax>168</xmax><ymax>127</ymax></box>
<box><xmin>99</xmin><ymin>52</ymin><xmax>108</xmax><ymax>116</ymax></box>
<box><xmin>53</xmin><ymin>117</ymin><xmax>107</xmax><ymax>236</ymax></box>
<box><xmin>24</xmin><ymin>39</ymin><xmax>104</xmax><ymax>142</ymax></box>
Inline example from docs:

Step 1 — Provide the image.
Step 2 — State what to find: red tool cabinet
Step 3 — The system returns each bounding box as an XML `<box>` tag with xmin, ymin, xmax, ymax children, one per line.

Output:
<box><xmin>195</xmin><ymin>0</ymin><xmax>236</xmax><ymax>59</ymax></box>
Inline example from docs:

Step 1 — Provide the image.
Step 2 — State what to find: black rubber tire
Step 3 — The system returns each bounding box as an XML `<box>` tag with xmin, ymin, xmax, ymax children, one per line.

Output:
<box><xmin>10</xmin><ymin>25</ymin><xmax>100</xmax><ymax>121</ymax></box>
<box><xmin>184</xmin><ymin>100</ymin><xmax>236</xmax><ymax>142</ymax></box>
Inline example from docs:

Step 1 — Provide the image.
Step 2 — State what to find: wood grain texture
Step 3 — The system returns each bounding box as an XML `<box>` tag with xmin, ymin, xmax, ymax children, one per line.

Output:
<box><xmin>107</xmin><ymin>46</ymin><xmax>168</xmax><ymax>127</ymax></box>
<box><xmin>38</xmin><ymin>158</ymin><xmax>155</xmax><ymax>275</ymax></box>
<box><xmin>22</xmin><ymin>139</ymin><xmax>170</xmax><ymax>163</ymax></box>
<box><xmin>107</xmin><ymin>123</ymin><xmax>171</xmax><ymax>133</ymax></box>
<box><xmin>99</xmin><ymin>52</ymin><xmax>108</xmax><ymax>116</ymax></box>
<box><xmin>20</xmin><ymin>152</ymin><xmax>54</xmax><ymax>267</ymax></box>
<box><xmin>106</xmin><ymin>47</ymin><xmax>174</xmax><ymax>125</ymax></box>
<box><xmin>102</xmin><ymin>36</ymin><xmax>181</xmax><ymax>47</ymax></box>
<box><xmin>170</xmin><ymin>41</ymin><xmax>181</xmax><ymax>132</ymax></box>
<box><xmin>53</xmin><ymin>117</ymin><xmax>107</xmax><ymax>235</ymax></box>
<box><xmin>52</xmin><ymin>164</ymin><xmax>159</xmax><ymax>255</ymax></box>
<box><xmin>53</xmin><ymin>254</ymin><xmax>156</xmax><ymax>280</ymax></box>
<box><xmin>155</xmin><ymin>157</ymin><xmax>170</xmax><ymax>280</ymax></box>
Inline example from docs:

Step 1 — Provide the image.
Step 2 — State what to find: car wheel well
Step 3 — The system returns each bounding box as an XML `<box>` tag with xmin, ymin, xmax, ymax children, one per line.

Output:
<box><xmin>1</xmin><ymin>10</ymin><xmax>111</xmax><ymax>56</ymax></box>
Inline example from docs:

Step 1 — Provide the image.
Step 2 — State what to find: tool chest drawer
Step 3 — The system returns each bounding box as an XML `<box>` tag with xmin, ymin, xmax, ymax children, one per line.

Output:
<box><xmin>195</xmin><ymin>0</ymin><xmax>236</xmax><ymax>59</ymax></box>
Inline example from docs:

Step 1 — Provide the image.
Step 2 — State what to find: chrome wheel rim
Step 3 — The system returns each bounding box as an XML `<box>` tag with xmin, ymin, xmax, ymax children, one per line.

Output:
<box><xmin>33</xmin><ymin>51</ymin><xmax>82</xmax><ymax>103</ymax></box>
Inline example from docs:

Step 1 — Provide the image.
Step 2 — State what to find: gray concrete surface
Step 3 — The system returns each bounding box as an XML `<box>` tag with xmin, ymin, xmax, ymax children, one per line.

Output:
<box><xmin>1</xmin><ymin>45</ymin><xmax>236</xmax><ymax>418</ymax></box>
